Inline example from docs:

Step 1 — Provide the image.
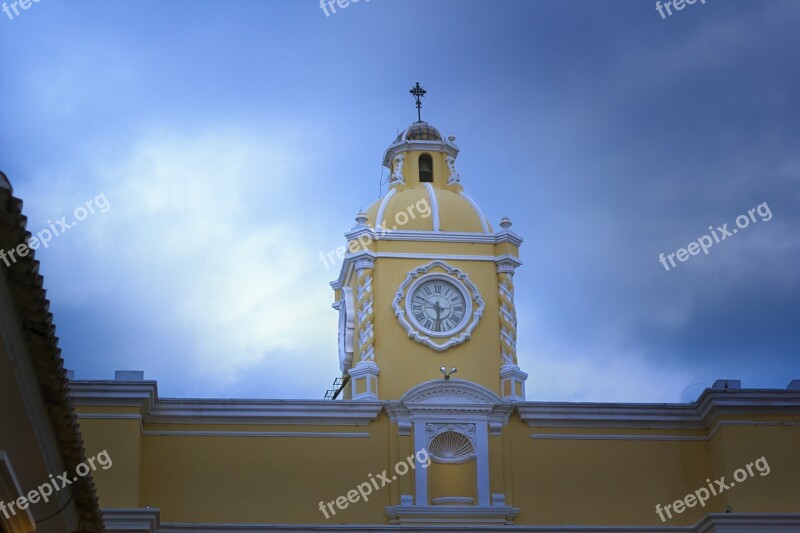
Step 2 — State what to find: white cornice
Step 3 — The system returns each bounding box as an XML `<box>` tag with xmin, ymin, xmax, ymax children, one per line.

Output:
<box><xmin>140</xmin><ymin>431</ymin><xmax>370</xmax><ymax>438</ymax></box>
<box><xmin>102</xmin><ymin>508</ymin><xmax>800</xmax><ymax>532</ymax></box>
<box><xmin>516</xmin><ymin>388</ymin><xmax>800</xmax><ymax>432</ymax></box>
<box><xmin>530</xmin><ymin>421</ymin><xmax>800</xmax><ymax>442</ymax></box>
<box><xmin>385</xmin><ymin>504</ymin><xmax>519</xmax><ymax>526</ymax></box>
<box><xmin>343</xmin><ymin>229</ymin><xmax>523</xmax><ymax>245</ymax></box>
<box><xmin>103</xmin><ymin>508</ymin><xmax>160</xmax><ymax>533</ymax></box>
<box><xmin>382</xmin><ymin>139</ymin><xmax>459</xmax><ymax>168</ymax></box>
<box><xmin>70</xmin><ymin>381</ymin><xmax>384</xmax><ymax>426</ymax></box>
<box><xmin>329</xmin><ymin>250</ymin><xmax>523</xmax><ymax>292</ymax></box>
<box><xmin>69</xmin><ymin>380</ymin><xmax>159</xmax><ymax>413</ymax></box>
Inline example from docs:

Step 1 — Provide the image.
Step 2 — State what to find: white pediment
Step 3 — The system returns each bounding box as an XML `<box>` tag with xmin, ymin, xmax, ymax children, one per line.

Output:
<box><xmin>400</xmin><ymin>379</ymin><xmax>502</xmax><ymax>406</ymax></box>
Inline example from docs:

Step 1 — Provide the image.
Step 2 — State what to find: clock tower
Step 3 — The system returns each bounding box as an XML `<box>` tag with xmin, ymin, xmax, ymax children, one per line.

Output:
<box><xmin>331</xmin><ymin>103</ymin><xmax>528</xmax><ymax>403</ymax></box>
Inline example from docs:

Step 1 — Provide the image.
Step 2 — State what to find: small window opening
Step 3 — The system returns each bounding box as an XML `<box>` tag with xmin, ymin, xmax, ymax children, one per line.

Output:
<box><xmin>419</xmin><ymin>154</ymin><xmax>433</xmax><ymax>183</ymax></box>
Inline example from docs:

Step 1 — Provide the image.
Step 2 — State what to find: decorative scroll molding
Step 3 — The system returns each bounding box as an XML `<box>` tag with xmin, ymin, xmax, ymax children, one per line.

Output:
<box><xmin>390</xmin><ymin>154</ymin><xmax>405</xmax><ymax>184</ymax></box>
<box><xmin>446</xmin><ymin>156</ymin><xmax>460</xmax><ymax>185</ymax></box>
<box><xmin>336</xmin><ymin>286</ymin><xmax>355</xmax><ymax>372</ymax></box>
<box><xmin>355</xmin><ymin>258</ymin><xmax>375</xmax><ymax>362</ymax></box>
<box><xmin>426</xmin><ymin>423</ymin><xmax>476</xmax><ymax>442</ymax></box>
<box><xmin>497</xmin><ymin>259</ymin><xmax>518</xmax><ymax>366</ymax></box>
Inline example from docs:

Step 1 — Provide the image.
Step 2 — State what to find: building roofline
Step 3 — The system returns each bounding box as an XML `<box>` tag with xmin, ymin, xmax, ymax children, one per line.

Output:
<box><xmin>0</xmin><ymin>172</ymin><xmax>104</xmax><ymax>533</ymax></box>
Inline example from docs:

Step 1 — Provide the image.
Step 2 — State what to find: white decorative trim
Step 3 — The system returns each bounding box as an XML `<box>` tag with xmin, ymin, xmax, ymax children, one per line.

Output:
<box><xmin>380</xmin><ymin>252</ymin><xmax>515</xmax><ymax>262</ymax></box>
<box><xmin>426</xmin><ymin>425</ymin><xmax>476</xmax><ymax>463</ymax></box>
<box><xmin>344</xmin><ymin>229</ymin><xmax>523</xmax><ymax>245</ymax></box>
<box><xmin>403</xmin><ymin>272</ymin><xmax>473</xmax><ymax>339</ymax></box>
<box><xmin>497</xmin><ymin>256</ymin><xmax>520</xmax><ymax>274</ymax></box>
<box><xmin>393</xmin><ymin>260</ymin><xmax>484</xmax><ymax>352</ymax></box>
<box><xmin>459</xmin><ymin>191</ymin><xmax>490</xmax><ymax>233</ymax></box>
<box><xmin>336</xmin><ymin>286</ymin><xmax>354</xmax><ymax>372</ymax></box>
<box><xmin>531</xmin><ymin>433</ymin><xmax>710</xmax><ymax>442</ymax></box>
<box><xmin>385</xmin><ymin>504</ymin><xmax>519</xmax><ymax>526</ymax></box>
<box><xmin>375</xmin><ymin>187</ymin><xmax>397</xmax><ymax>230</ymax></box>
<box><xmin>517</xmin><ymin>389</ymin><xmax>800</xmax><ymax>431</ymax></box>
<box><xmin>103</xmin><ymin>508</ymin><xmax>160</xmax><ymax>533</ymax></box>
<box><xmin>391</xmin><ymin>380</ymin><xmax>511</xmax><ymax>511</ymax></box>
<box><xmin>422</xmin><ymin>182</ymin><xmax>439</xmax><ymax>231</ymax></box>
<box><xmin>431</xmin><ymin>496</ymin><xmax>474</xmax><ymax>505</ymax></box>
<box><xmin>70</xmin><ymin>381</ymin><xmax>384</xmax><ymax>425</ymax></box>
<box><xmin>355</xmin><ymin>271</ymin><xmax>374</xmax><ymax>362</ymax></box>
<box><xmin>140</xmin><ymin>431</ymin><xmax>369</xmax><ymax>438</ymax></box>
<box><xmin>330</xmin><ymin>251</ymin><xmax>520</xmax><ymax>294</ymax></box>
<box><xmin>500</xmin><ymin>365</ymin><xmax>527</xmax><ymax>401</ymax></box>
<box><xmin>401</xmin><ymin>379</ymin><xmax>502</xmax><ymax>406</ymax></box>
<box><xmin>348</xmin><ymin>360</ymin><xmax>380</xmax><ymax>401</ymax></box>
<box><xmin>489</xmin><ymin>403</ymin><xmax>516</xmax><ymax>435</ymax></box>
<box><xmin>383</xmin><ymin>139</ymin><xmax>459</xmax><ymax>168</ymax></box>
<box><xmin>390</xmin><ymin>154</ymin><xmax>405</xmax><ymax>185</ymax></box>
<box><xmin>102</xmin><ymin>507</ymin><xmax>800</xmax><ymax>532</ymax></box>
<box><xmin>446</xmin><ymin>156</ymin><xmax>460</xmax><ymax>185</ymax></box>
<box><xmin>532</xmin><ymin>421</ymin><xmax>800</xmax><ymax>443</ymax></box>
<box><xmin>76</xmin><ymin>413</ymin><xmax>143</xmax><ymax>421</ymax></box>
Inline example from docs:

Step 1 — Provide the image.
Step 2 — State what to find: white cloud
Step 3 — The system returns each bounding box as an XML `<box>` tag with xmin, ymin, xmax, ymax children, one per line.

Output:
<box><xmin>39</xmin><ymin>126</ymin><xmax>342</xmax><ymax>394</ymax></box>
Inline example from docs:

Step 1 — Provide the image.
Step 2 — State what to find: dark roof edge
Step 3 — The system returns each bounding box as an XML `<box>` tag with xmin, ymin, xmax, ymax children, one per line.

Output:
<box><xmin>0</xmin><ymin>172</ymin><xmax>104</xmax><ymax>533</ymax></box>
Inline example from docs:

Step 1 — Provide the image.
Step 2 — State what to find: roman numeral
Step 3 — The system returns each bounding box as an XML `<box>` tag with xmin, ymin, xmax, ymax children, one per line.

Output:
<box><xmin>451</xmin><ymin>314</ymin><xmax>462</xmax><ymax>323</ymax></box>
<box><xmin>414</xmin><ymin>312</ymin><xmax>425</xmax><ymax>321</ymax></box>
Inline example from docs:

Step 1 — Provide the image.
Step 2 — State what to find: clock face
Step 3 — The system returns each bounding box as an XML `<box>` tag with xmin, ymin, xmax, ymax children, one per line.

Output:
<box><xmin>394</xmin><ymin>261</ymin><xmax>484</xmax><ymax>352</ymax></box>
<box><xmin>408</xmin><ymin>277</ymin><xmax>468</xmax><ymax>336</ymax></box>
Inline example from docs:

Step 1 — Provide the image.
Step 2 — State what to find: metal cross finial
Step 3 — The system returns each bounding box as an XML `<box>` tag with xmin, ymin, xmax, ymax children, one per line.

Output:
<box><xmin>409</xmin><ymin>82</ymin><xmax>427</xmax><ymax>122</ymax></box>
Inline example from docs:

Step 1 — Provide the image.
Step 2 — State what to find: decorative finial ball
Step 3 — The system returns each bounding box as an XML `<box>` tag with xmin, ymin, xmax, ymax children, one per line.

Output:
<box><xmin>355</xmin><ymin>211</ymin><xmax>368</xmax><ymax>226</ymax></box>
<box><xmin>500</xmin><ymin>216</ymin><xmax>512</xmax><ymax>229</ymax></box>
<box><xmin>448</xmin><ymin>134</ymin><xmax>456</xmax><ymax>142</ymax></box>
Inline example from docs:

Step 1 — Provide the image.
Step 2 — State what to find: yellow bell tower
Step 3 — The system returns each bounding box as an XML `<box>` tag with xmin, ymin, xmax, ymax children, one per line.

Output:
<box><xmin>331</xmin><ymin>93</ymin><xmax>527</xmax><ymax>402</ymax></box>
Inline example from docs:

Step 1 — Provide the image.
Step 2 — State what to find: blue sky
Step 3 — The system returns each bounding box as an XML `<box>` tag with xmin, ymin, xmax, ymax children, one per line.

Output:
<box><xmin>1</xmin><ymin>0</ymin><xmax>798</xmax><ymax>402</ymax></box>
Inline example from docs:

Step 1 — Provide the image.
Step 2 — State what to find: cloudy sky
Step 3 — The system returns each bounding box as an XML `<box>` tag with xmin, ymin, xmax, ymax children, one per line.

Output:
<box><xmin>1</xmin><ymin>0</ymin><xmax>797</xmax><ymax>402</ymax></box>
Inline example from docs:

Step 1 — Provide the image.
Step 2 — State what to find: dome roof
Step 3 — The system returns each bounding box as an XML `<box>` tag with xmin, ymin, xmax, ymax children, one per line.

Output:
<box><xmin>365</xmin><ymin>185</ymin><xmax>491</xmax><ymax>234</ymax></box>
<box><xmin>394</xmin><ymin>121</ymin><xmax>443</xmax><ymax>143</ymax></box>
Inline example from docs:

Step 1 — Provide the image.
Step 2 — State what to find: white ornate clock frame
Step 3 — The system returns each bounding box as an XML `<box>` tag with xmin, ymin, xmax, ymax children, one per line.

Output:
<box><xmin>393</xmin><ymin>260</ymin><xmax>485</xmax><ymax>352</ymax></box>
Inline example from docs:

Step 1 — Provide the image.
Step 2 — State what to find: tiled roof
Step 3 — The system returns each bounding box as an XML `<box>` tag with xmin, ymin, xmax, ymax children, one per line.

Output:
<box><xmin>0</xmin><ymin>172</ymin><xmax>104</xmax><ymax>533</ymax></box>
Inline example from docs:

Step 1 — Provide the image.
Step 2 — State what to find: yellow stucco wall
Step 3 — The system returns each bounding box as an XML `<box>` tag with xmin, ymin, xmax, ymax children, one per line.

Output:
<box><xmin>75</xmin><ymin>401</ymin><xmax>800</xmax><ymax>527</ymax></box>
